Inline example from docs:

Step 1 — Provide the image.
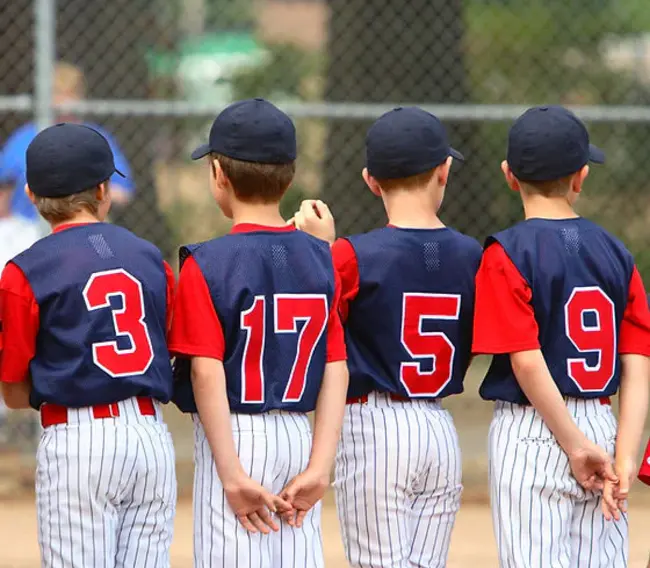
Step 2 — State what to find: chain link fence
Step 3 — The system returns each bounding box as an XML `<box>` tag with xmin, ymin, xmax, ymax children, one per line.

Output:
<box><xmin>2</xmin><ymin>0</ymin><xmax>650</xmax><ymax>486</ymax></box>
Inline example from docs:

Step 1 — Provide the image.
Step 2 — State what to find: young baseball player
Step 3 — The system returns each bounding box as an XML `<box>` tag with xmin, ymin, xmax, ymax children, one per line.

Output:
<box><xmin>0</xmin><ymin>123</ymin><xmax>177</xmax><ymax>568</ymax></box>
<box><xmin>169</xmin><ymin>98</ymin><xmax>349</xmax><ymax>568</ymax></box>
<box><xmin>473</xmin><ymin>105</ymin><xmax>650</xmax><ymax>568</ymax></box>
<box><xmin>293</xmin><ymin>107</ymin><xmax>482</xmax><ymax>568</ymax></box>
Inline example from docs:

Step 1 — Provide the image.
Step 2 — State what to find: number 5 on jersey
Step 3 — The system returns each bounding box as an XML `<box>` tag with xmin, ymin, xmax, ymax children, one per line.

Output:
<box><xmin>400</xmin><ymin>293</ymin><xmax>461</xmax><ymax>397</ymax></box>
<box><xmin>240</xmin><ymin>294</ymin><xmax>328</xmax><ymax>404</ymax></box>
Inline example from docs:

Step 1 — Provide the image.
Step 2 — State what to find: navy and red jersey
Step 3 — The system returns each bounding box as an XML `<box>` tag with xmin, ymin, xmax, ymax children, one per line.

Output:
<box><xmin>334</xmin><ymin>226</ymin><xmax>483</xmax><ymax>400</ymax></box>
<box><xmin>0</xmin><ymin>222</ymin><xmax>174</xmax><ymax>409</ymax></box>
<box><xmin>169</xmin><ymin>223</ymin><xmax>346</xmax><ymax>414</ymax></box>
<box><xmin>473</xmin><ymin>217</ymin><xmax>650</xmax><ymax>404</ymax></box>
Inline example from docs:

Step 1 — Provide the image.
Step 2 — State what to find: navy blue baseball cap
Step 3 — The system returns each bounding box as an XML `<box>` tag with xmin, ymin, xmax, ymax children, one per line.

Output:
<box><xmin>507</xmin><ymin>105</ymin><xmax>605</xmax><ymax>182</ymax></box>
<box><xmin>366</xmin><ymin>107</ymin><xmax>463</xmax><ymax>180</ymax></box>
<box><xmin>191</xmin><ymin>98</ymin><xmax>296</xmax><ymax>164</ymax></box>
<box><xmin>26</xmin><ymin>123</ymin><xmax>124</xmax><ymax>198</ymax></box>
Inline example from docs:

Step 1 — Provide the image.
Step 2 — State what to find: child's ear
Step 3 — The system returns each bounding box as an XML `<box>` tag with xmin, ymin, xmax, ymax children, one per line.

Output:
<box><xmin>501</xmin><ymin>160</ymin><xmax>521</xmax><ymax>192</ymax></box>
<box><xmin>25</xmin><ymin>184</ymin><xmax>37</xmax><ymax>205</ymax></box>
<box><xmin>212</xmin><ymin>158</ymin><xmax>231</xmax><ymax>189</ymax></box>
<box><xmin>362</xmin><ymin>168</ymin><xmax>382</xmax><ymax>197</ymax></box>
<box><xmin>437</xmin><ymin>157</ymin><xmax>453</xmax><ymax>187</ymax></box>
<box><xmin>572</xmin><ymin>165</ymin><xmax>590</xmax><ymax>194</ymax></box>
<box><xmin>96</xmin><ymin>182</ymin><xmax>108</xmax><ymax>201</ymax></box>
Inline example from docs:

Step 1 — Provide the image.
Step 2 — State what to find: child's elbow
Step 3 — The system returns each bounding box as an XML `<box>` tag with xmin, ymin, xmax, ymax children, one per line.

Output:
<box><xmin>510</xmin><ymin>350</ymin><xmax>542</xmax><ymax>378</ymax></box>
<box><xmin>1</xmin><ymin>383</ymin><xmax>31</xmax><ymax>409</ymax></box>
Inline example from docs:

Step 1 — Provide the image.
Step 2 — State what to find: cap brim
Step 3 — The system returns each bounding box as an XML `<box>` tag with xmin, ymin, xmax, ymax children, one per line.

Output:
<box><xmin>114</xmin><ymin>167</ymin><xmax>126</xmax><ymax>179</ymax></box>
<box><xmin>449</xmin><ymin>147</ymin><xmax>465</xmax><ymax>162</ymax></box>
<box><xmin>588</xmin><ymin>144</ymin><xmax>605</xmax><ymax>164</ymax></box>
<box><xmin>191</xmin><ymin>143</ymin><xmax>211</xmax><ymax>161</ymax></box>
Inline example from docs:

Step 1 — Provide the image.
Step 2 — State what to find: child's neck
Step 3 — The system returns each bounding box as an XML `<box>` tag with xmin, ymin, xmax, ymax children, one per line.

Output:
<box><xmin>231</xmin><ymin>201</ymin><xmax>286</xmax><ymax>228</ymax></box>
<box><xmin>382</xmin><ymin>186</ymin><xmax>445</xmax><ymax>229</ymax></box>
<box><xmin>50</xmin><ymin>212</ymin><xmax>101</xmax><ymax>232</ymax></box>
<box><xmin>521</xmin><ymin>193</ymin><xmax>579</xmax><ymax>221</ymax></box>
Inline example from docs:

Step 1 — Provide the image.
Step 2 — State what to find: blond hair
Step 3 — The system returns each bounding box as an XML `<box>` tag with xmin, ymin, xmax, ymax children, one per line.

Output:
<box><xmin>54</xmin><ymin>61</ymin><xmax>85</xmax><ymax>100</ymax></box>
<box><xmin>34</xmin><ymin>187</ymin><xmax>102</xmax><ymax>224</ymax></box>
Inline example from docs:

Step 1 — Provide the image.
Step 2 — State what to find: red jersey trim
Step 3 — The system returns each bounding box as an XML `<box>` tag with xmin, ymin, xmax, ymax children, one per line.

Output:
<box><xmin>52</xmin><ymin>221</ymin><xmax>98</xmax><ymax>234</ymax></box>
<box><xmin>230</xmin><ymin>223</ymin><xmax>296</xmax><ymax>234</ymax></box>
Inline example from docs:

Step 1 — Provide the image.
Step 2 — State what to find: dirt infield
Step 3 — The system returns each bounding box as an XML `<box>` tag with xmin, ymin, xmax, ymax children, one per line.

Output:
<box><xmin>1</xmin><ymin>492</ymin><xmax>648</xmax><ymax>567</ymax></box>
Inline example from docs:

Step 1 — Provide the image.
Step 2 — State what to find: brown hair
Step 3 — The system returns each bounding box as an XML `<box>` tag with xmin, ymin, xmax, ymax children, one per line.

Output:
<box><xmin>212</xmin><ymin>153</ymin><xmax>295</xmax><ymax>203</ymax></box>
<box><xmin>34</xmin><ymin>186</ymin><xmax>102</xmax><ymax>224</ymax></box>
<box><xmin>519</xmin><ymin>175</ymin><xmax>573</xmax><ymax>198</ymax></box>
<box><xmin>376</xmin><ymin>168</ymin><xmax>437</xmax><ymax>192</ymax></box>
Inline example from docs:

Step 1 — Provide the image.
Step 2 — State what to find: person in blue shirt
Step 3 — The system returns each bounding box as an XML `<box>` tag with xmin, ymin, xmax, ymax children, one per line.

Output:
<box><xmin>0</xmin><ymin>62</ymin><xmax>134</xmax><ymax>220</ymax></box>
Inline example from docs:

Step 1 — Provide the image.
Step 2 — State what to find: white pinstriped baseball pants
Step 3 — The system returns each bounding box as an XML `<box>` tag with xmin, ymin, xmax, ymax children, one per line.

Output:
<box><xmin>489</xmin><ymin>398</ymin><xmax>628</xmax><ymax>568</ymax></box>
<box><xmin>334</xmin><ymin>392</ymin><xmax>462</xmax><ymax>568</ymax></box>
<box><xmin>192</xmin><ymin>411</ymin><xmax>324</xmax><ymax>568</ymax></box>
<box><xmin>36</xmin><ymin>398</ymin><xmax>177</xmax><ymax>568</ymax></box>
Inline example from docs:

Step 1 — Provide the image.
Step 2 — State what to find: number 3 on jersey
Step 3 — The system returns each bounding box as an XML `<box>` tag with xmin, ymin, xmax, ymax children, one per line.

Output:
<box><xmin>83</xmin><ymin>269</ymin><xmax>154</xmax><ymax>378</ymax></box>
<box><xmin>565</xmin><ymin>286</ymin><xmax>616</xmax><ymax>392</ymax></box>
<box><xmin>400</xmin><ymin>293</ymin><xmax>461</xmax><ymax>397</ymax></box>
<box><xmin>240</xmin><ymin>294</ymin><xmax>328</xmax><ymax>404</ymax></box>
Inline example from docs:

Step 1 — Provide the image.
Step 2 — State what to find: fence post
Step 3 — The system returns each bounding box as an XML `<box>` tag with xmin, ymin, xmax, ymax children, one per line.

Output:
<box><xmin>34</xmin><ymin>0</ymin><xmax>55</xmax><ymax>131</ymax></box>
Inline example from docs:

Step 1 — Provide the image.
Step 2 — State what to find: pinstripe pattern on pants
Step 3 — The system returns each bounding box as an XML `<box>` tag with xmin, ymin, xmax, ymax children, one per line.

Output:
<box><xmin>192</xmin><ymin>411</ymin><xmax>324</xmax><ymax>568</ymax></box>
<box><xmin>489</xmin><ymin>398</ymin><xmax>628</xmax><ymax>568</ymax></box>
<box><xmin>334</xmin><ymin>392</ymin><xmax>462</xmax><ymax>568</ymax></box>
<box><xmin>35</xmin><ymin>397</ymin><xmax>177</xmax><ymax>568</ymax></box>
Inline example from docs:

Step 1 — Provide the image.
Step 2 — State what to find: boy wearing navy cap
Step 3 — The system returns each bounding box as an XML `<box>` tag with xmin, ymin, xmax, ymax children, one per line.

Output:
<box><xmin>293</xmin><ymin>107</ymin><xmax>482</xmax><ymax>568</ymax></box>
<box><xmin>169</xmin><ymin>98</ymin><xmax>348</xmax><ymax>567</ymax></box>
<box><xmin>0</xmin><ymin>123</ymin><xmax>177</xmax><ymax>567</ymax></box>
<box><xmin>472</xmin><ymin>105</ymin><xmax>650</xmax><ymax>567</ymax></box>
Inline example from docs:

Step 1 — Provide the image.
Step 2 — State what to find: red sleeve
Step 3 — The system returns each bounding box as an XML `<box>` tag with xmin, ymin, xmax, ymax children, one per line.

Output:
<box><xmin>0</xmin><ymin>263</ymin><xmax>39</xmax><ymax>383</ymax></box>
<box><xmin>472</xmin><ymin>243</ymin><xmax>540</xmax><ymax>354</ymax></box>
<box><xmin>331</xmin><ymin>238</ymin><xmax>360</xmax><ymax>324</ymax></box>
<box><xmin>326</xmin><ymin>268</ymin><xmax>347</xmax><ymax>362</ymax></box>
<box><xmin>163</xmin><ymin>261</ymin><xmax>175</xmax><ymax>339</ymax></box>
<box><xmin>618</xmin><ymin>266</ymin><xmax>650</xmax><ymax>356</ymax></box>
<box><xmin>638</xmin><ymin>439</ymin><xmax>650</xmax><ymax>486</ymax></box>
<box><xmin>168</xmin><ymin>256</ymin><xmax>225</xmax><ymax>360</ymax></box>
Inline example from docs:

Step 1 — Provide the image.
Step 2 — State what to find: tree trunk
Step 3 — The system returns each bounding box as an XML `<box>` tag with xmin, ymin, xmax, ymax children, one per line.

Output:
<box><xmin>323</xmin><ymin>0</ymin><xmax>486</xmax><ymax>238</ymax></box>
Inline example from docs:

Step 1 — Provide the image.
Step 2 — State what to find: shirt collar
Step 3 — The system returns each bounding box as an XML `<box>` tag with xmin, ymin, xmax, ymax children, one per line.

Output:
<box><xmin>52</xmin><ymin>222</ymin><xmax>96</xmax><ymax>234</ymax></box>
<box><xmin>230</xmin><ymin>223</ymin><xmax>296</xmax><ymax>235</ymax></box>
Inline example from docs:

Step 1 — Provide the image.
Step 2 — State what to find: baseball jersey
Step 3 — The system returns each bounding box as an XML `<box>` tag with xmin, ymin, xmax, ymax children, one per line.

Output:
<box><xmin>334</xmin><ymin>226</ymin><xmax>483</xmax><ymax>399</ymax></box>
<box><xmin>170</xmin><ymin>223</ymin><xmax>346</xmax><ymax>414</ymax></box>
<box><xmin>473</xmin><ymin>217</ymin><xmax>650</xmax><ymax>404</ymax></box>
<box><xmin>0</xmin><ymin>222</ymin><xmax>175</xmax><ymax>409</ymax></box>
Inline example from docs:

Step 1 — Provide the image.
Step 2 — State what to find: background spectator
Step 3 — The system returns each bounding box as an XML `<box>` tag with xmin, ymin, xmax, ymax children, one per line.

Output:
<box><xmin>0</xmin><ymin>62</ymin><xmax>134</xmax><ymax>222</ymax></box>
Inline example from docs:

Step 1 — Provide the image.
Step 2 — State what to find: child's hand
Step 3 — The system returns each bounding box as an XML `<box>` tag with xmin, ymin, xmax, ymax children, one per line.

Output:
<box><xmin>567</xmin><ymin>438</ymin><xmax>617</xmax><ymax>492</ymax></box>
<box><xmin>223</xmin><ymin>474</ymin><xmax>293</xmax><ymax>534</ymax></box>
<box><xmin>601</xmin><ymin>478</ymin><xmax>622</xmax><ymax>521</ymax></box>
<box><xmin>291</xmin><ymin>200</ymin><xmax>336</xmax><ymax>245</ymax></box>
<box><xmin>613</xmin><ymin>457</ymin><xmax>637</xmax><ymax>512</ymax></box>
<box><xmin>279</xmin><ymin>467</ymin><xmax>330</xmax><ymax>528</ymax></box>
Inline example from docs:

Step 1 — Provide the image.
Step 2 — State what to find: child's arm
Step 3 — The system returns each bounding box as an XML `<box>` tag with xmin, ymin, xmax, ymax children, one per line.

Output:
<box><xmin>510</xmin><ymin>349</ymin><xmax>617</xmax><ymax>493</ymax></box>
<box><xmin>281</xmin><ymin>360</ymin><xmax>349</xmax><ymax>527</ymax></box>
<box><xmin>616</xmin><ymin>354</ymin><xmax>650</xmax><ymax>495</ymax></box>
<box><xmin>281</xmin><ymin>265</ymin><xmax>349</xmax><ymax>527</ymax></box>
<box><xmin>191</xmin><ymin>356</ymin><xmax>291</xmax><ymax>533</ymax></box>
<box><xmin>0</xmin><ymin>263</ymin><xmax>37</xmax><ymax>409</ymax></box>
